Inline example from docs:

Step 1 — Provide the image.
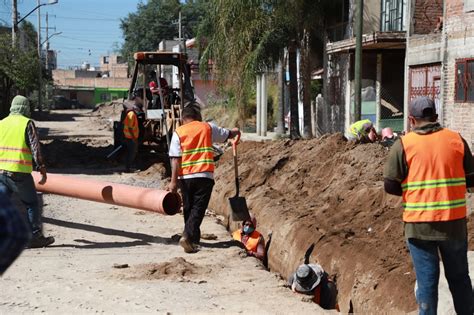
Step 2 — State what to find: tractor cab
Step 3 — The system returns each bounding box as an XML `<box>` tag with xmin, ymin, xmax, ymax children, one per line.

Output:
<box><xmin>124</xmin><ymin>51</ymin><xmax>195</xmax><ymax>148</ymax></box>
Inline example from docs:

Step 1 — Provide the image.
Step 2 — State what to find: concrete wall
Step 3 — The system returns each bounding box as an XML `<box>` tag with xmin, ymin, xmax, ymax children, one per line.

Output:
<box><xmin>442</xmin><ymin>0</ymin><xmax>474</xmax><ymax>146</ymax></box>
<box><xmin>60</xmin><ymin>77</ymin><xmax>130</xmax><ymax>89</ymax></box>
<box><xmin>363</xmin><ymin>0</ymin><xmax>381</xmax><ymax>32</ymax></box>
<box><xmin>406</xmin><ymin>34</ymin><xmax>443</xmax><ymax>65</ymax></box>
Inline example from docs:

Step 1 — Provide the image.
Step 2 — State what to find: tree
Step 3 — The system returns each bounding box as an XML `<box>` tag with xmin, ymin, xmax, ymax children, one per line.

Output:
<box><xmin>0</xmin><ymin>22</ymin><xmax>41</xmax><ymax>118</ymax></box>
<box><xmin>120</xmin><ymin>0</ymin><xmax>208</xmax><ymax>62</ymax></box>
<box><xmin>197</xmin><ymin>0</ymin><xmax>287</xmax><ymax>126</ymax></box>
<box><xmin>197</xmin><ymin>0</ymin><xmax>336</xmax><ymax>138</ymax></box>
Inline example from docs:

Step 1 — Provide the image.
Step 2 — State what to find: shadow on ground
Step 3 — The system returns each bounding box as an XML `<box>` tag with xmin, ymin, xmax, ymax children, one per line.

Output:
<box><xmin>43</xmin><ymin>217</ymin><xmax>174</xmax><ymax>248</ymax></box>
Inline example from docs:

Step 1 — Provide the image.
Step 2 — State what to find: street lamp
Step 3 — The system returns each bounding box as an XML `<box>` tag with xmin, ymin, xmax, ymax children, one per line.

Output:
<box><xmin>41</xmin><ymin>31</ymin><xmax>62</xmax><ymax>46</ymax></box>
<box><xmin>15</xmin><ymin>0</ymin><xmax>59</xmax><ymax>26</ymax></box>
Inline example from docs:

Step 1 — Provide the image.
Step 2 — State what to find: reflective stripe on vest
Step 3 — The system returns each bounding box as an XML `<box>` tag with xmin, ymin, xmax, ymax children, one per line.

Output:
<box><xmin>123</xmin><ymin>111</ymin><xmax>139</xmax><ymax>139</ymax></box>
<box><xmin>232</xmin><ymin>230</ymin><xmax>261</xmax><ymax>253</ymax></box>
<box><xmin>176</xmin><ymin>121</ymin><xmax>214</xmax><ymax>175</ymax></box>
<box><xmin>401</xmin><ymin>128</ymin><xmax>466</xmax><ymax>222</ymax></box>
<box><xmin>349</xmin><ymin>119</ymin><xmax>372</xmax><ymax>137</ymax></box>
<box><xmin>0</xmin><ymin>115</ymin><xmax>33</xmax><ymax>173</ymax></box>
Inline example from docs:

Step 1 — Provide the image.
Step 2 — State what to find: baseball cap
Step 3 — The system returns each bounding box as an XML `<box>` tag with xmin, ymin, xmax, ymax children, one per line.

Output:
<box><xmin>409</xmin><ymin>97</ymin><xmax>436</xmax><ymax>118</ymax></box>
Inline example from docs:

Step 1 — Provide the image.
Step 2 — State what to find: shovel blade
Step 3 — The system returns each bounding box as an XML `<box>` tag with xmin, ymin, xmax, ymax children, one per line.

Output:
<box><xmin>228</xmin><ymin>196</ymin><xmax>250</xmax><ymax>221</ymax></box>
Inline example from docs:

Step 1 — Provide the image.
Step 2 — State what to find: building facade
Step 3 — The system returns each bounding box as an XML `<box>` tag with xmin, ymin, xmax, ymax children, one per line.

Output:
<box><xmin>406</xmin><ymin>0</ymin><xmax>474</xmax><ymax>145</ymax></box>
<box><xmin>52</xmin><ymin>54</ymin><xmax>129</xmax><ymax>108</ymax></box>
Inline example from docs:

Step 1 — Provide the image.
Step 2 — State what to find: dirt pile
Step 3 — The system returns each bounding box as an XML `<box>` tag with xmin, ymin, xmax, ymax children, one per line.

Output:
<box><xmin>209</xmin><ymin>133</ymin><xmax>474</xmax><ymax>313</ymax></box>
<box><xmin>116</xmin><ymin>257</ymin><xmax>211</xmax><ymax>282</ymax></box>
<box><xmin>89</xmin><ymin>101</ymin><xmax>125</xmax><ymax>131</ymax></box>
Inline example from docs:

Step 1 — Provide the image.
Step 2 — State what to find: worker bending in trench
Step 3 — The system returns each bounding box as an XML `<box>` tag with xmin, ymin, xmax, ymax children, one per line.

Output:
<box><xmin>0</xmin><ymin>95</ymin><xmax>55</xmax><ymax>248</ymax></box>
<box><xmin>232</xmin><ymin>213</ymin><xmax>265</xmax><ymax>261</ymax></box>
<box><xmin>288</xmin><ymin>263</ymin><xmax>339</xmax><ymax>310</ymax></box>
<box><xmin>347</xmin><ymin>119</ymin><xmax>378</xmax><ymax>143</ymax></box>
<box><xmin>167</xmin><ymin>105</ymin><xmax>240</xmax><ymax>253</ymax></box>
<box><xmin>384</xmin><ymin>97</ymin><xmax>474</xmax><ymax>314</ymax></box>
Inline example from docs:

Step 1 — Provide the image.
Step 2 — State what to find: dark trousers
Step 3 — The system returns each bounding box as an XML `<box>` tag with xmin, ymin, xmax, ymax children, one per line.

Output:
<box><xmin>179</xmin><ymin>178</ymin><xmax>214</xmax><ymax>244</ymax></box>
<box><xmin>124</xmin><ymin>138</ymin><xmax>137</xmax><ymax>170</ymax></box>
<box><xmin>0</xmin><ymin>192</ymin><xmax>30</xmax><ymax>274</ymax></box>
<box><xmin>0</xmin><ymin>172</ymin><xmax>41</xmax><ymax>235</ymax></box>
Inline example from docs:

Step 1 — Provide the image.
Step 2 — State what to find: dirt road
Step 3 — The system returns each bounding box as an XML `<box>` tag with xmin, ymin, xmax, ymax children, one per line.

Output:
<box><xmin>0</xmin><ymin>110</ymin><xmax>326</xmax><ymax>314</ymax></box>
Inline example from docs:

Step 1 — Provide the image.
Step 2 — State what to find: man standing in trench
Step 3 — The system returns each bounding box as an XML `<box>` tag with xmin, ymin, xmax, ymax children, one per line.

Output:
<box><xmin>167</xmin><ymin>105</ymin><xmax>240</xmax><ymax>253</ymax></box>
<box><xmin>0</xmin><ymin>95</ymin><xmax>55</xmax><ymax>248</ymax></box>
<box><xmin>384</xmin><ymin>97</ymin><xmax>473</xmax><ymax>314</ymax></box>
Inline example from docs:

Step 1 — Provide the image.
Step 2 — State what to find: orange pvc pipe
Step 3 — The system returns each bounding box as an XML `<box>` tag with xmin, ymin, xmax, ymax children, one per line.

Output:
<box><xmin>32</xmin><ymin>172</ymin><xmax>181</xmax><ymax>215</ymax></box>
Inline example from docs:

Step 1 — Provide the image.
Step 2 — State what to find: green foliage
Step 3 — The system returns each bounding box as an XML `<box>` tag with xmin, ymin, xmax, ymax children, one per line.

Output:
<box><xmin>197</xmin><ymin>0</ymin><xmax>285</xmax><ymax>123</ymax></box>
<box><xmin>0</xmin><ymin>27</ymin><xmax>41</xmax><ymax>118</ymax></box>
<box><xmin>120</xmin><ymin>0</ymin><xmax>208</xmax><ymax>63</ymax></box>
<box><xmin>311</xmin><ymin>79</ymin><xmax>322</xmax><ymax>100</ymax></box>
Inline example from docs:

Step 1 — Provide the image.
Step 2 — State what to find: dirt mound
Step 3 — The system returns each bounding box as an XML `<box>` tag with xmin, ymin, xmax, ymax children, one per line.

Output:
<box><xmin>89</xmin><ymin>101</ymin><xmax>125</xmax><ymax>131</ymax></box>
<box><xmin>210</xmin><ymin>133</ymin><xmax>474</xmax><ymax>313</ymax></box>
<box><xmin>118</xmin><ymin>257</ymin><xmax>211</xmax><ymax>281</ymax></box>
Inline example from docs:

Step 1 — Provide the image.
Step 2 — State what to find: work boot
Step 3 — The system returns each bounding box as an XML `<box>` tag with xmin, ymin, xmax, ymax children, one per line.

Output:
<box><xmin>27</xmin><ymin>232</ymin><xmax>55</xmax><ymax>248</ymax></box>
<box><xmin>179</xmin><ymin>235</ymin><xmax>196</xmax><ymax>253</ymax></box>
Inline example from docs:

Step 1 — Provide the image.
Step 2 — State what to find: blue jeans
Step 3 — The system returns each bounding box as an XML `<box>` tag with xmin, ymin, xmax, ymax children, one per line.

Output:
<box><xmin>0</xmin><ymin>172</ymin><xmax>41</xmax><ymax>235</ymax></box>
<box><xmin>0</xmin><ymin>191</ymin><xmax>30</xmax><ymax>274</ymax></box>
<box><xmin>407</xmin><ymin>238</ymin><xmax>473</xmax><ymax>315</ymax></box>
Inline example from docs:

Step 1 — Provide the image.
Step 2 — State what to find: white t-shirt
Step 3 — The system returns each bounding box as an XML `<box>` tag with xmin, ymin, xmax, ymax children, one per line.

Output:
<box><xmin>169</xmin><ymin>122</ymin><xmax>230</xmax><ymax>179</ymax></box>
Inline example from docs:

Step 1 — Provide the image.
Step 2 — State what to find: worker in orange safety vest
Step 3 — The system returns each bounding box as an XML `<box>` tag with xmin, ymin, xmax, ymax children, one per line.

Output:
<box><xmin>232</xmin><ymin>213</ymin><xmax>265</xmax><ymax>261</ymax></box>
<box><xmin>384</xmin><ymin>97</ymin><xmax>474</xmax><ymax>314</ymax></box>
<box><xmin>122</xmin><ymin>88</ymin><xmax>146</xmax><ymax>173</ymax></box>
<box><xmin>167</xmin><ymin>104</ymin><xmax>240</xmax><ymax>253</ymax></box>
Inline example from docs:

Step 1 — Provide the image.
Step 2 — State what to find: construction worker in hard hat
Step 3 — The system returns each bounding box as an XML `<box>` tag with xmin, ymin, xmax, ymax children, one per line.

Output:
<box><xmin>347</xmin><ymin>119</ymin><xmax>378</xmax><ymax>143</ymax></box>
<box><xmin>232</xmin><ymin>213</ymin><xmax>265</xmax><ymax>261</ymax></box>
<box><xmin>0</xmin><ymin>95</ymin><xmax>55</xmax><ymax>248</ymax></box>
<box><xmin>167</xmin><ymin>104</ymin><xmax>240</xmax><ymax>253</ymax></box>
<box><xmin>288</xmin><ymin>263</ymin><xmax>339</xmax><ymax>310</ymax></box>
<box><xmin>384</xmin><ymin>97</ymin><xmax>474</xmax><ymax>314</ymax></box>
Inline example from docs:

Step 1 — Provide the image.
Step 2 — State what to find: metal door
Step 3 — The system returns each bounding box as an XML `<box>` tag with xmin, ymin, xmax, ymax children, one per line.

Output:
<box><xmin>409</xmin><ymin>63</ymin><xmax>442</xmax><ymax>114</ymax></box>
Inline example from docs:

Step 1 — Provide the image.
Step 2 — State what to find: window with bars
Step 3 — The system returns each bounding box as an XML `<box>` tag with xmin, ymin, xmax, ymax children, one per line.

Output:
<box><xmin>381</xmin><ymin>0</ymin><xmax>405</xmax><ymax>32</ymax></box>
<box><xmin>455</xmin><ymin>59</ymin><xmax>474</xmax><ymax>103</ymax></box>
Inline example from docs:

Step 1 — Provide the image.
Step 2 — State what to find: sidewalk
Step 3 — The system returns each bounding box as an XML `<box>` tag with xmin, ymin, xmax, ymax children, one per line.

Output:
<box><xmin>241</xmin><ymin>131</ymin><xmax>281</xmax><ymax>142</ymax></box>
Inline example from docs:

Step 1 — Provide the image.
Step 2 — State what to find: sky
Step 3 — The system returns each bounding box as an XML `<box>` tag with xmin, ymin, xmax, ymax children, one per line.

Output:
<box><xmin>0</xmin><ymin>0</ymin><xmax>142</xmax><ymax>69</ymax></box>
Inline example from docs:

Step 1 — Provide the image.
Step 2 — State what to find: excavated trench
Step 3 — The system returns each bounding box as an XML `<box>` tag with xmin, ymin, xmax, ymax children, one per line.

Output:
<box><xmin>209</xmin><ymin>134</ymin><xmax>474</xmax><ymax>313</ymax></box>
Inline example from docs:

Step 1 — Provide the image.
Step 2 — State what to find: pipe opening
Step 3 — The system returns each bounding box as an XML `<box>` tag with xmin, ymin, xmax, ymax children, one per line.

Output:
<box><xmin>162</xmin><ymin>193</ymin><xmax>181</xmax><ymax>215</ymax></box>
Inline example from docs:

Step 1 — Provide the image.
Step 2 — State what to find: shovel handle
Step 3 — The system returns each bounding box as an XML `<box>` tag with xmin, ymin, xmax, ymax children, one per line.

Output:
<box><xmin>231</xmin><ymin>132</ymin><xmax>241</xmax><ymax>153</ymax></box>
<box><xmin>232</xmin><ymin>132</ymin><xmax>240</xmax><ymax>196</ymax></box>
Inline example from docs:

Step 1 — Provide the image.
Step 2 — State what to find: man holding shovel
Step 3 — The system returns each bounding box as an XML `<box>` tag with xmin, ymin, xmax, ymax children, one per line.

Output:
<box><xmin>168</xmin><ymin>105</ymin><xmax>240</xmax><ymax>253</ymax></box>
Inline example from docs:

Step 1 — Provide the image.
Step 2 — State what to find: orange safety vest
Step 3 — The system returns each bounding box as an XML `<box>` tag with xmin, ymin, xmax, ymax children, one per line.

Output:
<box><xmin>175</xmin><ymin>121</ymin><xmax>214</xmax><ymax>176</ymax></box>
<box><xmin>123</xmin><ymin>110</ymin><xmax>139</xmax><ymax>139</ymax></box>
<box><xmin>401</xmin><ymin>128</ymin><xmax>467</xmax><ymax>222</ymax></box>
<box><xmin>232</xmin><ymin>230</ymin><xmax>262</xmax><ymax>253</ymax></box>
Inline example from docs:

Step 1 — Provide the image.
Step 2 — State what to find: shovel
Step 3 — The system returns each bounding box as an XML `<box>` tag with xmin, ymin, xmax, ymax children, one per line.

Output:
<box><xmin>228</xmin><ymin>133</ymin><xmax>250</xmax><ymax>222</ymax></box>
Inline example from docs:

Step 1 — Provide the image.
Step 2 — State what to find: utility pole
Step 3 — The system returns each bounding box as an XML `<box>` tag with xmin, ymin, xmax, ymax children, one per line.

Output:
<box><xmin>12</xmin><ymin>0</ymin><xmax>18</xmax><ymax>47</ymax></box>
<box><xmin>45</xmin><ymin>12</ymin><xmax>49</xmax><ymax>72</ymax></box>
<box><xmin>37</xmin><ymin>0</ymin><xmax>42</xmax><ymax>111</ymax></box>
<box><xmin>354</xmin><ymin>0</ymin><xmax>363</xmax><ymax>122</ymax></box>
<box><xmin>178</xmin><ymin>10</ymin><xmax>181</xmax><ymax>52</ymax></box>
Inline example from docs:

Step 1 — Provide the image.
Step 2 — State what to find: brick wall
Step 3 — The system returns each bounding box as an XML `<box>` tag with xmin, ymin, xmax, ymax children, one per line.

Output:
<box><xmin>442</xmin><ymin>0</ymin><xmax>474</xmax><ymax>146</ymax></box>
<box><xmin>413</xmin><ymin>0</ymin><xmax>443</xmax><ymax>34</ymax></box>
<box><xmin>61</xmin><ymin>77</ymin><xmax>130</xmax><ymax>89</ymax></box>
